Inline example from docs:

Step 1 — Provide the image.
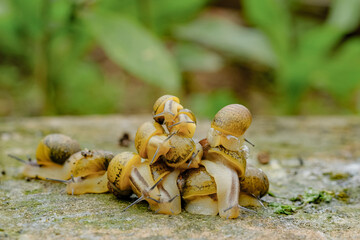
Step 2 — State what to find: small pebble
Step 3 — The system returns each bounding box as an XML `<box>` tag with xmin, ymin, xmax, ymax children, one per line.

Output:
<box><xmin>257</xmin><ymin>151</ymin><xmax>270</xmax><ymax>165</ymax></box>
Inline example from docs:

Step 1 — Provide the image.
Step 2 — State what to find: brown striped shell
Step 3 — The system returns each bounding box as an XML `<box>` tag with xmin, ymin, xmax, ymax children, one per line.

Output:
<box><xmin>153</xmin><ymin>95</ymin><xmax>180</xmax><ymax>114</ymax></box>
<box><xmin>35</xmin><ymin>134</ymin><xmax>81</xmax><ymax>166</ymax></box>
<box><xmin>240</xmin><ymin>165</ymin><xmax>269</xmax><ymax>198</ymax></box>
<box><xmin>211</xmin><ymin>104</ymin><xmax>252</xmax><ymax>137</ymax></box>
<box><xmin>68</xmin><ymin>149</ymin><xmax>113</xmax><ymax>177</ymax></box>
<box><xmin>164</xmin><ymin>135</ymin><xmax>196</xmax><ymax>168</ymax></box>
<box><xmin>153</xmin><ymin>95</ymin><xmax>181</xmax><ymax>124</ymax></box>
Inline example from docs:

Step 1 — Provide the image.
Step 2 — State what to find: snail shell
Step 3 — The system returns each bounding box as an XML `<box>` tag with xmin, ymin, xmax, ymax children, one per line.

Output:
<box><xmin>135</xmin><ymin>121</ymin><xmax>165</xmax><ymax>158</ymax></box>
<box><xmin>177</xmin><ymin>142</ymin><xmax>203</xmax><ymax>170</ymax></box>
<box><xmin>68</xmin><ymin>149</ymin><xmax>113</xmax><ymax>178</ymax></box>
<box><xmin>164</xmin><ymin>135</ymin><xmax>196</xmax><ymax>168</ymax></box>
<box><xmin>240</xmin><ymin>165</ymin><xmax>269</xmax><ymax>199</ymax></box>
<box><xmin>107</xmin><ymin>152</ymin><xmax>142</xmax><ymax>197</ymax></box>
<box><xmin>35</xmin><ymin>134</ymin><xmax>81</xmax><ymax>166</ymax></box>
<box><xmin>153</xmin><ymin>95</ymin><xmax>180</xmax><ymax>115</ymax></box>
<box><xmin>151</xmin><ymin>160</ymin><xmax>171</xmax><ymax>183</ymax></box>
<box><xmin>238</xmin><ymin>165</ymin><xmax>269</xmax><ymax>207</ymax></box>
<box><xmin>153</xmin><ymin>95</ymin><xmax>183</xmax><ymax>124</ymax></box>
<box><xmin>211</xmin><ymin>104</ymin><xmax>252</xmax><ymax>137</ymax></box>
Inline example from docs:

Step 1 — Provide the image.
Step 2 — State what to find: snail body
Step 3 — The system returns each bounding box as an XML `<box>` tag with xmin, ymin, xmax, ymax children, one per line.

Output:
<box><xmin>153</xmin><ymin>169</ymin><xmax>181</xmax><ymax>215</ymax></box>
<box><xmin>201</xmin><ymin>160</ymin><xmax>240</xmax><ymax>219</ymax></box>
<box><xmin>129</xmin><ymin>160</ymin><xmax>162</xmax><ymax>209</ymax></box>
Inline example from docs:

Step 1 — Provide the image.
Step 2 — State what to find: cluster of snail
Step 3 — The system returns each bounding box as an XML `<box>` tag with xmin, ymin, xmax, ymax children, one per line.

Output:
<box><xmin>10</xmin><ymin>95</ymin><xmax>269</xmax><ymax>219</ymax></box>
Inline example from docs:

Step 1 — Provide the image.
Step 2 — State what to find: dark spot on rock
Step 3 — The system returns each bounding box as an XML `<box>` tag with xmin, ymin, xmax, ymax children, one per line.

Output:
<box><xmin>119</xmin><ymin>133</ymin><xmax>130</xmax><ymax>147</ymax></box>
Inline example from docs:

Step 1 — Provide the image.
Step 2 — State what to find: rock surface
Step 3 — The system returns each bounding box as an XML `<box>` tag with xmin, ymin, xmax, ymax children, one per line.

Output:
<box><xmin>1</xmin><ymin>115</ymin><xmax>360</xmax><ymax>239</ymax></box>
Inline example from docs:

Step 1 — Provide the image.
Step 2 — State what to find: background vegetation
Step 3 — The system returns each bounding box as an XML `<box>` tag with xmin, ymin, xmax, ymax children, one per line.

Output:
<box><xmin>0</xmin><ymin>0</ymin><xmax>359</xmax><ymax>117</ymax></box>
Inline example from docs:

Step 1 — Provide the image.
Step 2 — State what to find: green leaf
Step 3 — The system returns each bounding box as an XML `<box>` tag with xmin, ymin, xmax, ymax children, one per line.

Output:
<box><xmin>327</xmin><ymin>0</ymin><xmax>360</xmax><ymax>33</ymax></box>
<box><xmin>277</xmin><ymin>24</ymin><xmax>344</xmax><ymax>114</ymax></box>
<box><xmin>93</xmin><ymin>0</ymin><xmax>209</xmax><ymax>35</ymax></box>
<box><xmin>174</xmin><ymin>16</ymin><xmax>276</xmax><ymax>67</ymax></box>
<box><xmin>149</xmin><ymin>0</ymin><xmax>209</xmax><ymax>34</ymax></box>
<box><xmin>173</xmin><ymin>42</ymin><xmax>224</xmax><ymax>72</ymax></box>
<box><xmin>84</xmin><ymin>11</ymin><xmax>181</xmax><ymax>92</ymax></box>
<box><xmin>313</xmin><ymin>39</ymin><xmax>360</xmax><ymax>103</ymax></box>
<box><xmin>242</xmin><ymin>0</ymin><xmax>291</xmax><ymax>61</ymax></box>
<box><xmin>56</xmin><ymin>60</ymin><xmax>121</xmax><ymax>115</ymax></box>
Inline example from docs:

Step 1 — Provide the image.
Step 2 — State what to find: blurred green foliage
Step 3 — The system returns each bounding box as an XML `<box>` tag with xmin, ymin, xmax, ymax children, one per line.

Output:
<box><xmin>0</xmin><ymin>0</ymin><xmax>359</xmax><ymax>117</ymax></box>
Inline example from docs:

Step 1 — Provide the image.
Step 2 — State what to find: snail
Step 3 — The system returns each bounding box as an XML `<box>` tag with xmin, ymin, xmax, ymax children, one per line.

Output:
<box><xmin>107</xmin><ymin>152</ymin><xmax>161</xmax><ymax>211</ymax></box>
<box><xmin>55</xmin><ymin>149</ymin><xmax>114</xmax><ymax>195</ymax></box>
<box><xmin>191</xmin><ymin>104</ymin><xmax>252</xmax><ymax>218</ymax></box>
<box><xmin>9</xmin><ymin>134</ymin><xmax>81</xmax><ymax>180</ymax></box>
<box><xmin>107</xmin><ymin>152</ymin><xmax>143</xmax><ymax>198</ymax></box>
<box><xmin>135</xmin><ymin>121</ymin><xmax>173</xmax><ymax>165</ymax></box>
<box><xmin>153</xmin><ymin>95</ymin><xmax>183</xmax><ymax>125</ymax></box>
<box><xmin>166</xmin><ymin>109</ymin><xmax>197</xmax><ymax>138</ymax></box>
<box><xmin>207</xmin><ymin>104</ymin><xmax>252</xmax><ymax>152</ymax></box>
<box><xmin>239</xmin><ymin>165</ymin><xmax>269</xmax><ymax>207</ymax></box>
<box><xmin>179</xmin><ymin>166</ymin><xmax>218</xmax><ymax>216</ymax></box>
<box><xmin>107</xmin><ymin>152</ymin><xmax>181</xmax><ymax>214</ymax></box>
